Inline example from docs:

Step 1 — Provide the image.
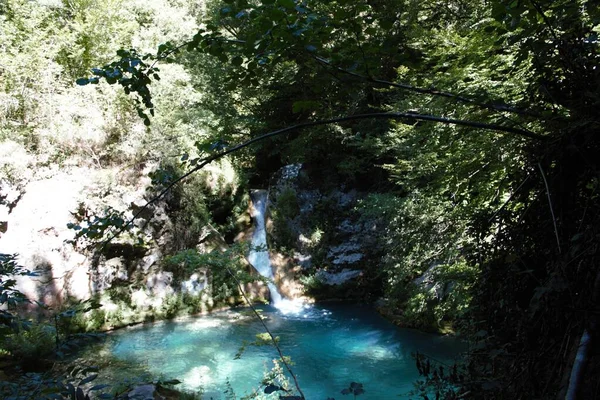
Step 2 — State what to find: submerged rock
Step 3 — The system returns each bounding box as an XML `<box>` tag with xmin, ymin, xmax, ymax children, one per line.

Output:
<box><xmin>128</xmin><ymin>384</ymin><xmax>163</xmax><ymax>400</ymax></box>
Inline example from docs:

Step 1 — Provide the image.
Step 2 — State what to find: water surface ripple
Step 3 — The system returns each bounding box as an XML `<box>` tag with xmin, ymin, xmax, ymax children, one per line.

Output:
<box><xmin>99</xmin><ymin>304</ymin><xmax>463</xmax><ymax>399</ymax></box>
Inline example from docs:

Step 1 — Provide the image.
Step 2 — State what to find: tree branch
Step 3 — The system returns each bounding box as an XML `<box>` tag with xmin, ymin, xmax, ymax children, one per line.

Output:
<box><xmin>157</xmin><ymin>36</ymin><xmax>542</xmax><ymax>119</ymax></box>
<box><xmin>488</xmin><ymin>174</ymin><xmax>532</xmax><ymax>223</ymax></box>
<box><xmin>101</xmin><ymin>111</ymin><xmax>545</xmax><ymax>247</ymax></box>
<box><xmin>528</xmin><ymin>0</ymin><xmax>559</xmax><ymax>42</ymax></box>
<box><xmin>312</xmin><ymin>56</ymin><xmax>543</xmax><ymax>118</ymax></box>
<box><xmin>538</xmin><ymin>162</ymin><xmax>561</xmax><ymax>254</ymax></box>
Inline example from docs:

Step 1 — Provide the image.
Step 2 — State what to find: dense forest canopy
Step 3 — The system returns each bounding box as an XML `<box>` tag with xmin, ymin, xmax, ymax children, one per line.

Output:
<box><xmin>1</xmin><ymin>0</ymin><xmax>600</xmax><ymax>398</ymax></box>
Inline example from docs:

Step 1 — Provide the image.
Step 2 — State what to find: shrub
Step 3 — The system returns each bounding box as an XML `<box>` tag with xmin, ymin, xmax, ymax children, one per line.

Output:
<box><xmin>2</xmin><ymin>323</ymin><xmax>56</xmax><ymax>370</ymax></box>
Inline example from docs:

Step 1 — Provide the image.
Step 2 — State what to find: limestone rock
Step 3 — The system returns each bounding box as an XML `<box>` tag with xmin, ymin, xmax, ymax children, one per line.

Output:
<box><xmin>316</xmin><ymin>268</ymin><xmax>362</xmax><ymax>285</ymax></box>
<box><xmin>181</xmin><ymin>271</ymin><xmax>207</xmax><ymax>296</ymax></box>
<box><xmin>413</xmin><ymin>264</ymin><xmax>455</xmax><ymax>300</ymax></box>
<box><xmin>93</xmin><ymin>257</ymin><xmax>129</xmax><ymax>291</ymax></box>
<box><xmin>327</xmin><ymin>243</ymin><xmax>364</xmax><ymax>265</ymax></box>
<box><xmin>0</xmin><ymin>167</ymin><xmax>222</xmax><ymax>324</ymax></box>
<box><xmin>293</xmin><ymin>252</ymin><xmax>312</xmax><ymax>269</ymax></box>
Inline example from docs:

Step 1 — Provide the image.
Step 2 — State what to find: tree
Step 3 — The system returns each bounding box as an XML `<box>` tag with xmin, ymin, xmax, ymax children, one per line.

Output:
<box><xmin>76</xmin><ymin>0</ymin><xmax>600</xmax><ymax>398</ymax></box>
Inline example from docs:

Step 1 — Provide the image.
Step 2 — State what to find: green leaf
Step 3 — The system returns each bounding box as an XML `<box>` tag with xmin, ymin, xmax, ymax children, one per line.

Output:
<box><xmin>232</xmin><ymin>56</ymin><xmax>243</xmax><ymax>66</ymax></box>
<box><xmin>292</xmin><ymin>100</ymin><xmax>321</xmax><ymax>113</ymax></box>
<box><xmin>380</xmin><ymin>19</ymin><xmax>394</xmax><ymax>30</ymax></box>
<box><xmin>76</xmin><ymin>78</ymin><xmax>90</xmax><ymax>86</ymax></box>
<box><xmin>277</xmin><ymin>0</ymin><xmax>295</xmax><ymax>9</ymax></box>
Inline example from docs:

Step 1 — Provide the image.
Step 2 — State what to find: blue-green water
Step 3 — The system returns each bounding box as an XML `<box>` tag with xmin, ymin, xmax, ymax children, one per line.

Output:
<box><xmin>99</xmin><ymin>304</ymin><xmax>463</xmax><ymax>399</ymax></box>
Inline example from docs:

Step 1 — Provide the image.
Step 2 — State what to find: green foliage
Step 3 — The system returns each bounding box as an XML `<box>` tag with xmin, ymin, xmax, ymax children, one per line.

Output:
<box><xmin>67</xmin><ymin>206</ymin><xmax>140</xmax><ymax>246</ymax></box>
<box><xmin>150</xmin><ymin>158</ymin><xmax>244</xmax><ymax>251</ymax></box>
<box><xmin>401</xmin><ymin>261</ymin><xmax>476</xmax><ymax>332</ymax></box>
<box><xmin>106</xmin><ymin>286</ymin><xmax>133</xmax><ymax>308</ymax></box>
<box><xmin>411</xmin><ymin>352</ymin><xmax>466</xmax><ymax>399</ymax></box>
<box><xmin>0</xmin><ymin>253</ymin><xmax>37</xmax><ymax>334</ymax></box>
<box><xmin>0</xmin><ymin>0</ymin><xmax>134</xmax><ymax>163</ymax></box>
<box><xmin>0</xmin><ymin>364</ymin><xmax>110</xmax><ymax>400</ymax></box>
<box><xmin>0</xmin><ymin>255</ymin><xmax>51</xmax><ymax>369</ymax></box>
<box><xmin>160</xmin><ymin>294</ymin><xmax>185</xmax><ymax>319</ymax></box>
<box><xmin>274</xmin><ymin>186</ymin><xmax>300</xmax><ymax>220</ymax></box>
<box><xmin>164</xmin><ymin>243</ymin><xmax>260</xmax><ymax>304</ymax></box>
<box><xmin>0</xmin><ymin>254</ymin><xmax>105</xmax><ymax>369</ymax></box>
<box><xmin>297</xmin><ymin>274</ymin><xmax>324</xmax><ymax>294</ymax></box>
<box><xmin>255</xmin><ymin>358</ymin><xmax>294</xmax><ymax>400</ymax></box>
<box><xmin>1</xmin><ymin>0</ymin><xmax>221</xmax><ymax>179</ymax></box>
<box><xmin>1</xmin><ymin>322</ymin><xmax>55</xmax><ymax>368</ymax></box>
<box><xmin>77</xmin><ymin>47</ymin><xmax>161</xmax><ymax>126</ymax></box>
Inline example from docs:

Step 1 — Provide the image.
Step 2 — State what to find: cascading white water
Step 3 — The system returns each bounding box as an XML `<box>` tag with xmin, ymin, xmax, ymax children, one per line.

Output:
<box><xmin>248</xmin><ymin>189</ymin><xmax>305</xmax><ymax>314</ymax></box>
<box><xmin>248</xmin><ymin>190</ymin><xmax>283</xmax><ymax>305</ymax></box>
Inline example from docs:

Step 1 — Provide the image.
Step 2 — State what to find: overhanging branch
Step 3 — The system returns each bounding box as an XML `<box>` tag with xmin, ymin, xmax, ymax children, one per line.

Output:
<box><xmin>312</xmin><ymin>56</ymin><xmax>543</xmax><ymax>118</ymax></box>
<box><xmin>102</xmin><ymin>111</ymin><xmax>545</xmax><ymax>246</ymax></box>
<box><xmin>166</xmin><ymin>36</ymin><xmax>542</xmax><ymax>119</ymax></box>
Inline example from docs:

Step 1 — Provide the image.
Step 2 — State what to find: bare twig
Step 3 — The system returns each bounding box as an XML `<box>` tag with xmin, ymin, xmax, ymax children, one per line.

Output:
<box><xmin>488</xmin><ymin>174</ymin><xmax>532</xmax><ymax>223</ymax></box>
<box><xmin>312</xmin><ymin>56</ymin><xmax>543</xmax><ymax>118</ymax></box>
<box><xmin>147</xmin><ymin>36</ymin><xmax>543</xmax><ymax>119</ymax></box>
<box><xmin>537</xmin><ymin>163</ymin><xmax>561</xmax><ymax>254</ymax></box>
<box><xmin>529</xmin><ymin>0</ymin><xmax>559</xmax><ymax>42</ymax></box>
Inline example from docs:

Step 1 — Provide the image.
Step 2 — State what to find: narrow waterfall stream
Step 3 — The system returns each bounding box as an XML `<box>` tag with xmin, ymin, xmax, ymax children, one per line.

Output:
<box><xmin>248</xmin><ymin>189</ymin><xmax>304</xmax><ymax>314</ymax></box>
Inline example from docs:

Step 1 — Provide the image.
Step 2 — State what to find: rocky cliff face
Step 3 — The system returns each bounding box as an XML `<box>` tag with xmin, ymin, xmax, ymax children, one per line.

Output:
<box><xmin>0</xmin><ymin>162</ymin><xmax>258</xmax><ymax>330</ymax></box>
<box><xmin>267</xmin><ymin>164</ymin><xmax>384</xmax><ymax>301</ymax></box>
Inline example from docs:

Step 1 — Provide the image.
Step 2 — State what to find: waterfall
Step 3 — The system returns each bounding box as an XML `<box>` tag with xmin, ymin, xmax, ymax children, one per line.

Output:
<box><xmin>248</xmin><ymin>189</ymin><xmax>304</xmax><ymax>314</ymax></box>
<box><xmin>248</xmin><ymin>190</ymin><xmax>283</xmax><ymax>305</ymax></box>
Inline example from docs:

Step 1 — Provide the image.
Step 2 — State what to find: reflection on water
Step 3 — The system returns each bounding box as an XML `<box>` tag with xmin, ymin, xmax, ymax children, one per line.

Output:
<box><xmin>93</xmin><ymin>304</ymin><xmax>464</xmax><ymax>399</ymax></box>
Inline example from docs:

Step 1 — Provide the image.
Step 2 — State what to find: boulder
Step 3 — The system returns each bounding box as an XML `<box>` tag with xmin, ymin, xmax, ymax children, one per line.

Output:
<box><xmin>316</xmin><ymin>268</ymin><xmax>362</xmax><ymax>285</ymax></box>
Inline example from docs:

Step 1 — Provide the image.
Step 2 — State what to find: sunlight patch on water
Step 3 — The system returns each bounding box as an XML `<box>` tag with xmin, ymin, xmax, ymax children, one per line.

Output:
<box><xmin>352</xmin><ymin>344</ymin><xmax>396</xmax><ymax>360</ymax></box>
<box><xmin>186</xmin><ymin>317</ymin><xmax>224</xmax><ymax>331</ymax></box>
<box><xmin>272</xmin><ymin>297</ymin><xmax>310</xmax><ymax>315</ymax></box>
<box><xmin>182</xmin><ymin>365</ymin><xmax>212</xmax><ymax>388</ymax></box>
